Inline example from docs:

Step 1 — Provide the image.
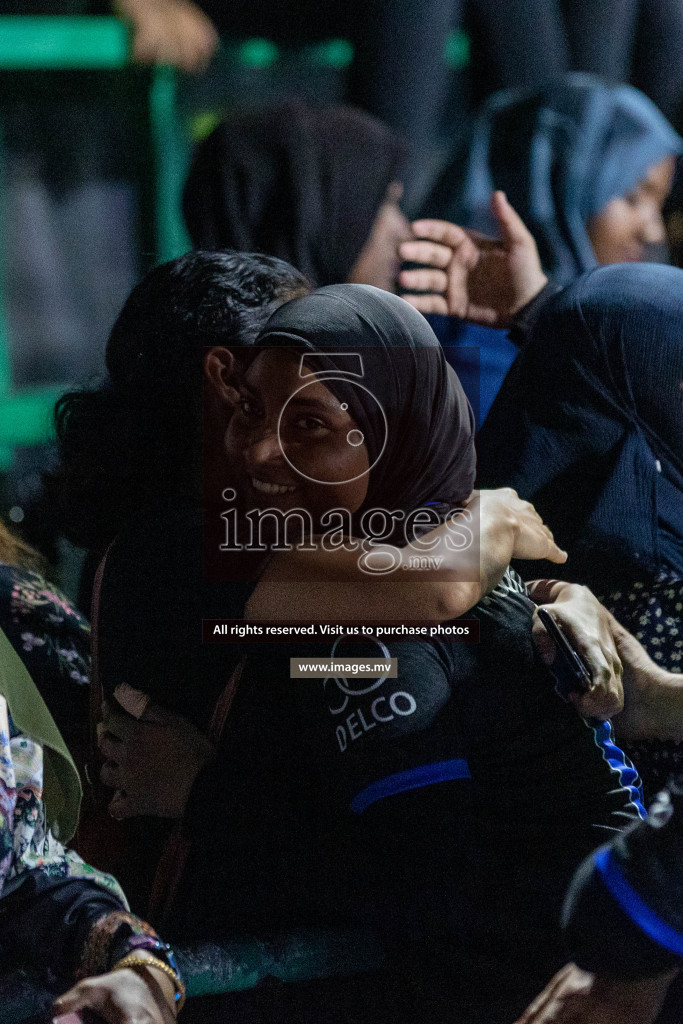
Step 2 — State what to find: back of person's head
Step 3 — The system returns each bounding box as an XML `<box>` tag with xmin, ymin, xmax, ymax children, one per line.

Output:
<box><xmin>48</xmin><ymin>250</ymin><xmax>310</xmax><ymax>551</ymax></box>
<box><xmin>426</xmin><ymin>74</ymin><xmax>682</xmax><ymax>284</ymax></box>
<box><xmin>183</xmin><ymin>100</ymin><xmax>408</xmax><ymax>287</ymax></box>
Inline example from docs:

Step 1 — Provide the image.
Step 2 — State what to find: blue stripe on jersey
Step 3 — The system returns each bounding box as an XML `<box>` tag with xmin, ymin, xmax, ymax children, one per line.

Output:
<box><xmin>595</xmin><ymin>846</ymin><xmax>683</xmax><ymax>954</ymax></box>
<box><xmin>590</xmin><ymin>719</ymin><xmax>646</xmax><ymax>819</ymax></box>
<box><xmin>350</xmin><ymin>758</ymin><xmax>471</xmax><ymax>814</ymax></box>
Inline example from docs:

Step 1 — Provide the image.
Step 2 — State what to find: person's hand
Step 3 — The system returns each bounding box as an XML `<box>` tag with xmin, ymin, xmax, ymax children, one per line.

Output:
<box><xmin>609</xmin><ymin>617</ymin><xmax>683</xmax><ymax>744</ymax></box>
<box><xmin>515</xmin><ymin>962</ymin><xmax>677</xmax><ymax>1024</ymax></box>
<box><xmin>398</xmin><ymin>191</ymin><xmax>547</xmax><ymax>327</ymax></box>
<box><xmin>474</xmin><ymin>488</ymin><xmax>567</xmax><ymax>565</ymax></box>
<box><xmin>99</xmin><ymin>697</ymin><xmax>214</xmax><ymax>819</ymax></box>
<box><xmin>528</xmin><ymin>582</ymin><xmax>623</xmax><ymax>719</ymax></box>
<box><xmin>53</xmin><ymin>959</ymin><xmax>176</xmax><ymax>1024</ymax></box>
<box><xmin>115</xmin><ymin>0</ymin><xmax>219</xmax><ymax>74</ymax></box>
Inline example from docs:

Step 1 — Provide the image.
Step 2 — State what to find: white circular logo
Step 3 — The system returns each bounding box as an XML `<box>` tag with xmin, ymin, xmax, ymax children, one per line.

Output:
<box><xmin>323</xmin><ymin>638</ymin><xmax>392</xmax><ymax>714</ymax></box>
<box><xmin>276</xmin><ymin>378</ymin><xmax>388</xmax><ymax>486</ymax></box>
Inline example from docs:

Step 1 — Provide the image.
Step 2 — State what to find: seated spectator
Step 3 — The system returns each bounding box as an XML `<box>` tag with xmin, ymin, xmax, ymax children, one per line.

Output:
<box><xmin>474</xmin><ymin>262</ymin><xmax>683</xmax><ymax>796</ymax></box>
<box><xmin>427</xmin><ymin>75</ymin><xmax>682</xmax><ymax>284</ymax></box>
<box><xmin>414</xmin><ymin>75</ymin><xmax>682</xmax><ymax>419</ymax></box>
<box><xmin>48</xmin><ymin>250</ymin><xmax>311</xmax><ymax>564</ymax></box>
<box><xmin>51</xmin><ymin>247</ymin><xmax>562</xmax><ymax>623</ymax></box>
<box><xmin>0</xmin><ymin>619</ymin><xmax>182</xmax><ymax>1024</ymax></box>
<box><xmin>518</xmin><ymin>640</ymin><xmax>683</xmax><ymax>1024</ymax></box>
<box><xmin>0</xmin><ymin>523</ymin><xmax>90</xmax><ymax>773</ymax></box>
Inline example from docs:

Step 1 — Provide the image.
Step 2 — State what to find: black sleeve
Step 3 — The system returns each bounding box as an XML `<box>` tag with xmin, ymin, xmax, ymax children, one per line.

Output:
<box><xmin>0</xmin><ymin>871</ymin><xmax>125</xmax><ymax>984</ymax></box>
<box><xmin>563</xmin><ymin>777</ymin><xmax>683</xmax><ymax>978</ymax></box>
<box><xmin>507</xmin><ymin>280</ymin><xmax>565</xmax><ymax>349</ymax></box>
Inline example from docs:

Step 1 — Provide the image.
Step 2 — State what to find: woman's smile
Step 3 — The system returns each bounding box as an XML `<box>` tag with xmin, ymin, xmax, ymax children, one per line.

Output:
<box><xmin>249</xmin><ymin>476</ymin><xmax>298</xmax><ymax>496</ymax></box>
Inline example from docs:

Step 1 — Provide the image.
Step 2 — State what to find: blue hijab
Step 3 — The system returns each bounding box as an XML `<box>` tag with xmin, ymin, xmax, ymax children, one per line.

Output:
<box><xmin>478</xmin><ymin>264</ymin><xmax>683</xmax><ymax>587</ymax></box>
<box><xmin>426</xmin><ymin>75</ymin><xmax>683</xmax><ymax>285</ymax></box>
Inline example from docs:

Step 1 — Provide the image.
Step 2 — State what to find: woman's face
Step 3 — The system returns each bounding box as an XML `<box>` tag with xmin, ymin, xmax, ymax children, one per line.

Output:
<box><xmin>587</xmin><ymin>155</ymin><xmax>676</xmax><ymax>265</ymax></box>
<box><xmin>347</xmin><ymin>182</ymin><xmax>413</xmax><ymax>292</ymax></box>
<box><xmin>225</xmin><ymin>349</ymin><xmax>370</xmax><ymax>521</ymax></box>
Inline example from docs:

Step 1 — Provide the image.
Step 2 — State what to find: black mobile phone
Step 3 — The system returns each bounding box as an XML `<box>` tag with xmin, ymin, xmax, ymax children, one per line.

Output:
<box><xmin>537</xmin><ymin>607</ymin><xmax>592</xmax><ymax>702</ymax></box>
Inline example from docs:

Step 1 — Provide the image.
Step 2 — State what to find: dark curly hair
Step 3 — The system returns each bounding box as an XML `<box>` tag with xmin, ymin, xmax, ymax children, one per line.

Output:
<box><xmin>48</xmin><ymin>250</ymin><xmax>310</xmax><ymax>551</ymax></box>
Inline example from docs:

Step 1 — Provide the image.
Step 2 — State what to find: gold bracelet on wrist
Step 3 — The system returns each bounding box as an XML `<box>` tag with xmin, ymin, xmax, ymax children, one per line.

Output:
<box><xmin>111</xmin><ymin>953</ymin><xmax>186</xmax><ymax>1012</ymax></box>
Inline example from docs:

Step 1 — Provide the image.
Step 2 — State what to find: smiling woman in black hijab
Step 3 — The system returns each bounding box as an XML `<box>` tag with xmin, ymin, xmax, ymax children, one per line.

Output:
<box><xmin>183</xmin><ymin>101</ymin><xmax>410</xmax><ymax>291</ymax></box>
<box><xmin>233</xmin><ymin>283</ymin><xmax>477</xmax><ymax>531</ymax></box>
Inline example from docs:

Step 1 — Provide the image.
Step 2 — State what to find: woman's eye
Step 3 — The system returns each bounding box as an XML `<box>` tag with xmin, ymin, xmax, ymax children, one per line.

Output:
<box><xmin>624</xmin><ymin>190</ymin><xmax>642</xmax><ymax>209</ymax></box>
<box><xmin>294</xmin><ymin>416</ymin><xmax>329</xmax><ymax>434</ymax></box>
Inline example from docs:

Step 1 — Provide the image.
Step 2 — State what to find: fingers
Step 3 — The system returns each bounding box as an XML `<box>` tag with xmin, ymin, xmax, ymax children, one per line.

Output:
<box><xmin>99</xmin><ymin>732</ymin><xmax>123</xmax><ymax>764</ymax></box>
<box><xmin>410</xmin><ymin>219</ymin><xmax>469</xmax><ymax>250</ymax></box>
<box><xmin>100</xmin><ymin>758</ymin><xmax>123</xmax><ymax>790</ymax></box>
<box><xmin>571</xmin><ymin>653</ymin><xmax>623</xmax><ymax>720</ymax></box>
<box><xmin>539</xmin><ymin>588</ymin><xmax>624</xmax><ymax>719</ymax></box>
<box><xmin>515</xmin><ymin>963</ymin><xmax>586</xmax><ymax>1024</ymax></box>
<box><xmin>545</xmin><ymin>537</ymin><xmax>569</xmax><ymax>564</ymax></box>
<box><xmin>515</xmin><ymin>964</ymin><xmax>571</xmax><ymax>1022</ymax></box>
<box><xmin>401</xmin><ymin>293</ymin><xmax>449</xmax><ymax>316</ymax></box>
<box><xmin>114</xmin><ymin>683</ymin><xmax>151</xmax><ymax>720</ymax></box>
<box><xmin>490</xmin><ymin>191</ymin><xmax>534</xmax><ymax>249</ymax></box>
<box><xmin>102</xmin><ymin>704</ymin><xmax>139</xmax><ymax>744</ymax></box>
<box><xmin>126</xmin><ymin>0</ymin><xmax>218</xmax><ymax>74</ymax></box>
<box><xmin>399</xmin><ymin>238</ymin><xmax>454</xmax><ymax>269</ymax></box>
<box><xmin>53</xmin><ymin>978</ymin><xmax>114</xmax><ymax>1022</ymax></box>
<box><xmin>398</xmin><ymin>267</ymin><xmax>449</xmax><ymax>293</ymax></box>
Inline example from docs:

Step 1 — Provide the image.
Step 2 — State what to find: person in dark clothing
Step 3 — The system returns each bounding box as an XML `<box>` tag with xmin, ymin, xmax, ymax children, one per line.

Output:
<box><xmin>516</xmin><ymin>776</ymin><xmax>683</xmax><ymax>1023</ymax></box>
<box><xmin>467</xmin><ymin>0</ymin><xmax>683</xmax><ymax>125</ymax></box>
<box><xmin>0</xmin><ymin>571</ymin><xmax>181</xmax><ymax>1024</ymax></box>
<box><xmin>401</xmin><ymin>76</ymin><xmax>680</xmax><ymax>423</ymax></box>
<box><xmin>475</xmin><ymin>263</ymin><xmax>683</xmax><ymax>797</ymax></box>
<box><xmin>514</xmin><ymin>615</ymin><xmax>683</xmax><ymax>1023</ymax></box>
<box><xmin>98</xmin><ymin>285</ymin><xmax>641</xmax><ymax>1024</ymax></box>
<box><xmin>183</xmin><ymin>101</ymin><xmax>411</xmax><ymax>291</ymax></box>
<box><xmin>174</xmin><ymin>0</ymin><xmax>456</xmax><ymax>176</ymax></box>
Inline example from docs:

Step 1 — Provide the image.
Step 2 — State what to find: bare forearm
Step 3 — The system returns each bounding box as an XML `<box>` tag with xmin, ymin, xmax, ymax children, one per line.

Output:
<box><xmin>248</xmin><ymin>490</ymin><xmax>563</xmax><ymax>622</ymax></box>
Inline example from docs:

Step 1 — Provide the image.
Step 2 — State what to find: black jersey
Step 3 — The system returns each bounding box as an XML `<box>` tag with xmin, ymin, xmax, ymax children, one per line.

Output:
<box><xmin>177</xmin><ymin>570</ymin><xmax>643</xmax><ymax>1022</ymax></box>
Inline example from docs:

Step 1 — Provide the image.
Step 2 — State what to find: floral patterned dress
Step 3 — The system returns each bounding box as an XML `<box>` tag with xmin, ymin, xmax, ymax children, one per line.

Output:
<box><xmin>602</xmin><ymin>572</ymin><xmax>683</xmax><ymax>800</ymax></box>
<box><xmin>0</xmin><ymin>563</ymin><xmax>90</xmax><ymax>764</ymax></box>
<box><xmin>0</xmin><ymin>565</ymin><xmax>172</xmax><ymax>988</ymax></box>
<box><xmin>0</xmin><ymin>693</ymin><xmax>124</xmax><ymax>900</ymax></box>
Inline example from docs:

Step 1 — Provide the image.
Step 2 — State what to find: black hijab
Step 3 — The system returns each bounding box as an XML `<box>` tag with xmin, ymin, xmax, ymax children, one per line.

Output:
<box><xmin>256</xmin><ymin>284</ymin><xmax>477</xmax><ymax>523</ymax></box>
<box><xmin>183</xmin><ymin>101</ymin><xmax>408</xmax><ymax>287</ymax></box>
<box><xmin>478</xmin><ymin>263</ymin><xmax>683</xmax><ymax>586</ymax></box>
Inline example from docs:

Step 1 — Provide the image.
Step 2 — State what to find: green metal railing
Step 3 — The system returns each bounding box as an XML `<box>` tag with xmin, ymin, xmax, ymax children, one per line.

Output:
<box><xmin>0</xmin><ymin>16</ymin><xmax>186</xmax><ymax>462</ymax></box>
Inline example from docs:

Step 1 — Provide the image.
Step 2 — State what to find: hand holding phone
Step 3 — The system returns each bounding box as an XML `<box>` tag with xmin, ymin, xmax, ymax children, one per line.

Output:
<box><xmin>537</xmin><ymin>606</ymin><xmax>592</xmax><ymax>702</ymax></box>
